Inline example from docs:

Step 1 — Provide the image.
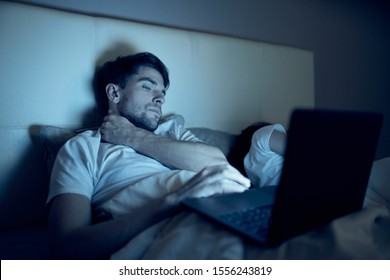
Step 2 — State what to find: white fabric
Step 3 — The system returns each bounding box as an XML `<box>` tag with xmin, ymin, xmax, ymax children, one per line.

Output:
<box><xmin>112</xmin><ymin>156</ymin><xmax>390</xmax><ymax>260</ymax></box>
<box><xmin>112</xmin><ymin>211</ymin><xmax>246</xmax><ymax>259</ymax></box>
<box><xmin>244</xmin><ymin>124</ymin><xmax>286</xmax><ymax>187</ymax></box>
<box><xmin>111</xmin><ymin>205</ymin><xmax>390</xmax><ymax>260</ymax></box>
<box><xmin>364</xmin><ymin>157</ymin><xmax>390</xmax><ymax>211</ymax></box>
<box><xmin>47</xmin><ymin>115</ymin><xmax>200</xmax><ymax>208</ymax></box>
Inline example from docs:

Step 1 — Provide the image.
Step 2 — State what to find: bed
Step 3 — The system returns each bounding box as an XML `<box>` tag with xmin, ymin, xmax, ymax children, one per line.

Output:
<box><xmin>0</xmin><ymin>1</ymin><xmax>389</xmax><ymax>260</ymax></box>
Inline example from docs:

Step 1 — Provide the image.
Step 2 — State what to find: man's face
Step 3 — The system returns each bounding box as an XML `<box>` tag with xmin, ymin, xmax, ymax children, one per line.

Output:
<box><xmin>117</xmin><ymin>66</ymin><xmax>166</xmax><ymax>131</ymax></box>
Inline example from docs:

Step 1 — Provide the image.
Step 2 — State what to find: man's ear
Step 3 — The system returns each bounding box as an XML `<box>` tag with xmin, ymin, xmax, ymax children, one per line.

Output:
<box><xmin>106</xmin><ymin>83</ymin><xmax>121</xmax><ymax>104</ymax></box>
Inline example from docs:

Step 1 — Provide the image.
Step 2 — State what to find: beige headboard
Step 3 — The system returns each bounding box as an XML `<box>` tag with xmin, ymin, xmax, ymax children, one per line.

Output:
<box><xmin>0</xmin><ymin>1</ymin><xmax>314</xmax><ymax>229</ymax></box>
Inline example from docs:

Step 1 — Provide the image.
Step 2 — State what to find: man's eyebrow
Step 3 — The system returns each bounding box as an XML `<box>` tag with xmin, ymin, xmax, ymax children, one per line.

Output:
<box><xmin>137</xmin><ymin>77</ymin><xmax>157</xmax><ymax>85</ymax></box>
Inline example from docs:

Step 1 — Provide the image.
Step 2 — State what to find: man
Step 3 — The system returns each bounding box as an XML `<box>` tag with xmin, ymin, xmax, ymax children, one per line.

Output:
<box><xmin>47</xmin><ymin>52</ymin><xmax>285</xmax><ymax>259</ymax></box>
<box><xmin>47</xmin><ymin>53</ymin><xmax>252</xmax><ymax>259</ymax></box>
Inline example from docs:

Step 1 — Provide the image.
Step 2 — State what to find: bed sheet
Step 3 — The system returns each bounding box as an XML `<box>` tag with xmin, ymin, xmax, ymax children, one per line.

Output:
<box><xmin>109</xmin><ymin>157</ymin><xmax>390</xmax><ymax>260</ymax></box>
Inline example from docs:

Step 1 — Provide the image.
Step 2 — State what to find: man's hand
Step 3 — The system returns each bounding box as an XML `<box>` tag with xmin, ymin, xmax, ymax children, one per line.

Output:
<box><xmin>172</xmin><ymin>164</ymin><xmax>251</xmax><ymax>201</ymax></box>
<box><xmin>100</xmin><ymin>110</ymin><xmax>141</xmax><ymax>146</ymax></box>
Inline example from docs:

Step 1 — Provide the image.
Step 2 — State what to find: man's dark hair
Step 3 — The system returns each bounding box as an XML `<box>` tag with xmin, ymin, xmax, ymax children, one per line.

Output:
<box><xmin>94</xmin><ymin>52</ymin><xmax>170</xmax><ymax>122</ymax></box>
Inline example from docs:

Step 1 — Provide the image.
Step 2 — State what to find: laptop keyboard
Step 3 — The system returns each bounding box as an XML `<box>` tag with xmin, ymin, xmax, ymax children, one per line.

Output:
<box><xmin>219</xmin><ymin>205</ymin><xmax>273</xmax><ymax>236</ymax></box>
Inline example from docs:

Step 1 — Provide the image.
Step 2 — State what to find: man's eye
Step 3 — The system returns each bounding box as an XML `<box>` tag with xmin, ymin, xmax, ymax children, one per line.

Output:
<box><xmin>142</xmin><ymin>85</ymin><xmax>152</xmax><ymax>91</ymax></box>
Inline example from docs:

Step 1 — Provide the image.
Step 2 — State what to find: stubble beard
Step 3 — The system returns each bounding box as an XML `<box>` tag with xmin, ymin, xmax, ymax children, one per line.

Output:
<box><xmin>121</xmin><ymin>111</ymin><xmax>159</xmax><ymax>132</ymax></box>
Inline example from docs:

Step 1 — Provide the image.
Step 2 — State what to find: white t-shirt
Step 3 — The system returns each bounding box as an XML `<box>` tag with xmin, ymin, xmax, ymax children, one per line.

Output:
<box><xmin>47</xmin><ymin>115</ymin><xmax>201</xmax><ymax>209</ymax></box>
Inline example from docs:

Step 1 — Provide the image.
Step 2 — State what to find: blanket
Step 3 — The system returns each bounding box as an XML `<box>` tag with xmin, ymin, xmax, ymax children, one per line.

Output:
<box><xmin>109</xmin><ymin>158</ymin><xmax>390</xmax><ymax>260</ymax></box>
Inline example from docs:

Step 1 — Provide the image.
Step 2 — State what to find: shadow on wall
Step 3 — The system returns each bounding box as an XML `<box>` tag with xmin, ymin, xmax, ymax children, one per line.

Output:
<box><xmin>91</xmin><ymin>42</ymin><xmax>138</xmax><ymax>125</ymax></box>
<box><xmin>0</xmin><ymin>43</ymin><xmax>141</xmax><ymax>231</ymax></box>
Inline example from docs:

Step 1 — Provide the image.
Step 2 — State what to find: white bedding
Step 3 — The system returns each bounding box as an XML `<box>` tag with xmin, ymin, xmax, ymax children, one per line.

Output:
<box><xmin>110</xmin><ymin>157</ymin><xmax>390</xmax><ymax>260</ymax></box>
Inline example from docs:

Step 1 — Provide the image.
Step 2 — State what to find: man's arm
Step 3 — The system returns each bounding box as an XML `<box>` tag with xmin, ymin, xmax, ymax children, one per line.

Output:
<box><xmin>123</xmin><ymin>130</ymin><xmax>227</xmax><ymax>172</ymax></box>
<box><xmin>101</xmin><ymin>114</ymin><xmax>229</xmax><ymax>172</ymax></box>
<box><xmin>48</xmin><ymin>193</ymin><xmax>176</xmax><ymax>259</ymax></box>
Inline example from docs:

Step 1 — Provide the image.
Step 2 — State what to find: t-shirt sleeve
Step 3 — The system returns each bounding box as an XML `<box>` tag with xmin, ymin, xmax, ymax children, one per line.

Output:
<box><xmin>46</xmin><ymin>132</ymin><xmax>98</xmax><ymax>204</ymax></box>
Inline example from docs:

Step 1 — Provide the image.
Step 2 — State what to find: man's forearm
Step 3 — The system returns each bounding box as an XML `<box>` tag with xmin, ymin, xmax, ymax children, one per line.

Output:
<box><xmin>127</xmin><ymin>129</ymin><xmax>228</xmax><ymax>172</ymax></box>
<box><xmin>100</xmin><ymin>113</ymin><xmax>229</xmax><ymax>172</ymax></box>
<box><xmin>49</xmin><ymin>194</ymin><xmax>178</xmax><ymax>260</ymax></box>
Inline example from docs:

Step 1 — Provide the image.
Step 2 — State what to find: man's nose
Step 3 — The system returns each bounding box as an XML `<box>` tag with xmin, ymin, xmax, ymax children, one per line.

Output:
<box><xmin>153</xmin><ymin>90</ymin><xmax>165</xmax><ymax>104</ymax></box>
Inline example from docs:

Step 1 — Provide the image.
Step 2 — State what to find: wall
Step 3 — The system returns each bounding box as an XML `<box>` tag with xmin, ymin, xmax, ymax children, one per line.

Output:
<box><xmin>0</xmin><ymin>1</ymin><xmax>315</xmax><ymax>230</ymax></box>
<box><xmin>9</xmin><ymin>0</ymin><xmax>390</xmax><ymax>159</ymax></box>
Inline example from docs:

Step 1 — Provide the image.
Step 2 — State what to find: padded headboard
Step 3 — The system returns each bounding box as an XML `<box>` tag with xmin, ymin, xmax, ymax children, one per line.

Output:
<box><xmin>0</xmin><ymin>1</ymin><xmax>314</xmax><ymax>230</ymax></box>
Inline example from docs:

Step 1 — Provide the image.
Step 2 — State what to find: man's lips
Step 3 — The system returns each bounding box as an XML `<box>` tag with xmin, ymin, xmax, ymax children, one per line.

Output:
<box><xmin>148</xmin><ymin>107</ymin><xmax>161</xmax><ymax>116</ymax></box>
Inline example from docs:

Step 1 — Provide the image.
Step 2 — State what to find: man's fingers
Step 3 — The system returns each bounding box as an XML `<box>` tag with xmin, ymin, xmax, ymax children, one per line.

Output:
<box><xmin>178</xmin><ymin>164</ymin><xmax>251</xmax><ymax>199</ymax></box>
<box><xmin>222</xmin><ymin>165</ymin><xmax>251</xmax><ymax>188</ymax></box>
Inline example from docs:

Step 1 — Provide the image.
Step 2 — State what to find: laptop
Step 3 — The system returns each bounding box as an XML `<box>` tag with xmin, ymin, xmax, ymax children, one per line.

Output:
<box><xmin>182</xmin><ymin>109</ymin><xmax>383</xmax><ymax>246</ymax></box>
